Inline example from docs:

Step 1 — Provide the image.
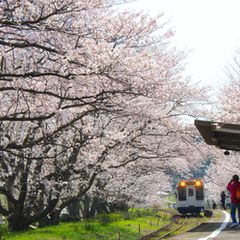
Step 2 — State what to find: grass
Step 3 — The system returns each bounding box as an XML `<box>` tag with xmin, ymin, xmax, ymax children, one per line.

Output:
<box><xmin>2</xmin><ymin>208</ymin><xmax>174</xmax><ymax>240</ymax></box>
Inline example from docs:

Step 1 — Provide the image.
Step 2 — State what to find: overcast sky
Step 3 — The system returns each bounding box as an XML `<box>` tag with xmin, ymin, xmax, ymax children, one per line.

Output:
<box><xmin>123</xmin><ymin>0</ymin><xmax>240</xmax><ymax>87</ymax></box>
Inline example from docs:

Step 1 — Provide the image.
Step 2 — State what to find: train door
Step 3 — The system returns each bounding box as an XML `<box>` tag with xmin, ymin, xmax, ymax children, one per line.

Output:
<box><xmin>187</xmin><ymin>186</ymin><xmax>195</xmax><ymax>206</ymax></box>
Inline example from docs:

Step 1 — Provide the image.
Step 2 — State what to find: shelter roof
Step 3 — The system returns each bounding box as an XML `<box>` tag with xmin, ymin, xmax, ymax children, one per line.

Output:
<box><xmin>194</xmin><ymin>120</ymin><xmax>240</xmax><ymax>151</ymax></box>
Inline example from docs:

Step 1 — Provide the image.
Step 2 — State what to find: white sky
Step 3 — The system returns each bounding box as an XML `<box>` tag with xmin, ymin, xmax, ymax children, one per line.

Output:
<box><xmin>123</xmin><ymin>0</ymin><xmax>240</xmax><ymax>87</ymax></box>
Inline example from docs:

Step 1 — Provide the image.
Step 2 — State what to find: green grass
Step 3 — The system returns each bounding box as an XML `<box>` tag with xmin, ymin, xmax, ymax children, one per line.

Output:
<box><xmin>2</xmin><ymin>209</ymin><xmax>173</xmax><ymax>240</ymax></box>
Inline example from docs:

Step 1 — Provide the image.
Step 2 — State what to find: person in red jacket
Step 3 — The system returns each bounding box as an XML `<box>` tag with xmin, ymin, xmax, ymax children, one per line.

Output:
<box><xmin>227</xmin><ymin>174</ymin><xmax>240</xmax><ymax>228</ymax></box>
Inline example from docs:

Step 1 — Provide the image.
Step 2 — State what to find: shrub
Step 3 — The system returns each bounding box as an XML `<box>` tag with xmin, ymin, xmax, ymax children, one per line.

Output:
<box><xmin>0</xmin><ymin>224</ymin><xmax>7</xmax><ymax>240</ymax></box>
<box><xmin>84</xmin><ymin>222</ymin><xmax>93</xmax><ymax>231</ymax></box>
<box><xmin>97</xmin><ymin>214</ymin><xmax>111</xmax><ymax>226</ymax></box>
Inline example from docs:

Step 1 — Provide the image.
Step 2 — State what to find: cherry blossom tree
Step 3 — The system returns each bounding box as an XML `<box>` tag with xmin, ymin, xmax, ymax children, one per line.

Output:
<box><xmin>0</xmin><ymin>0</ymin><xmax>209</xmax><ymax>231</ymax></box>
<box><xmin>201</xmin><ymin>49</ymin><xmax>240</xmax><ymax>201</ymax></box>
<box><xmin>218</xmin><ymin>81</ymin><xmax>240</xmax><ymax>122</ymax></box>
<box><xmin>82</xmin><ymin>123</ymin><xmax>215</xmax><ymax>212</ymax></box>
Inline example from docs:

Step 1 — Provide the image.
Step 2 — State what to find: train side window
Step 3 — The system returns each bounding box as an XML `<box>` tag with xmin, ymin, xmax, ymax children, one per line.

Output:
<box><xmin>196</xmin><ymin>188</ymin><xmax>204</xmax><ymax>200</ymax></box>
<box><xmin>188</xmin><ymin>188</ymin><xmax>194</xmax><ymax>196</ymax></box>
<box><xmin>178</xmin><ymin>188</ymin><xmax>186</xmax><ymax>201</ymax></box>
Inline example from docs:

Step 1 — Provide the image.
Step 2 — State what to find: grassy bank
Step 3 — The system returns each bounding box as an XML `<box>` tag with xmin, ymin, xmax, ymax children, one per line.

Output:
<box><xmin>2</xmin><ymin>208</ymin><xmax>175</xmax><ymax>240</ymax></box>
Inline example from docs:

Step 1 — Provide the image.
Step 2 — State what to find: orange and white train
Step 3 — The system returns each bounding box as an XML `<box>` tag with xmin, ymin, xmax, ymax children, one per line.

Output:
<box><xmin>176</xmin><ymin>179</ymin><xmax>205</xmax><ymax>215</ymax></box>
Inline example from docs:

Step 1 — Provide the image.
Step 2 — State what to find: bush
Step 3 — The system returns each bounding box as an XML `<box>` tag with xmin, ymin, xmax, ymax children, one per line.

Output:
<box><xmin>0</xmin><ymin>224</ymin><xmax>7</xmax><ymax>240</ymax></box>
<box><xmin>60</xmin><ymin>213</ymin><xmax>80</xmax><ymax>222</ymax></box>
<box><xmin>152</xmin><ymin>204</ymin><xmax>161</xmax><ymax>213</ymax></box>
<box><xmin>122</xmin><ymin>211</ymin><xmax>131</xmax><ymax>220</ymax></box>
<box><xmin>135</xmin><ymin>209</ymin><xmax>142</xmax><ymax>217</ymax></box>
<box><xmin>84</xmin><ymin>222</ymin><xmax>94</xmax><ymax>231</ymax></box>
<box><xmin>97</xmin><ymin>214</ymin><xmax>111</xmax><ymax>226</ymax></box>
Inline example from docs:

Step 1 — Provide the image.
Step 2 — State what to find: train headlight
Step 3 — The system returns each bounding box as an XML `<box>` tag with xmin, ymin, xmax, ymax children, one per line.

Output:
<box><xmin>195</xmin><ymin>180</ymin><xmax>201</xmax><ymax>187</ymax></box>
<box><xmin>180</xmin><ymin>181</ymin><xmax>186</xmax><ymax>187</ymax></box>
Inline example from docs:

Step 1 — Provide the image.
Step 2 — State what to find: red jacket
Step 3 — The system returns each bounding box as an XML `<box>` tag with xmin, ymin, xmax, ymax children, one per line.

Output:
<box><xmin>227</xmin><ymin>180</ymin><xmax>240</xmax><ymax>204</ymax></box>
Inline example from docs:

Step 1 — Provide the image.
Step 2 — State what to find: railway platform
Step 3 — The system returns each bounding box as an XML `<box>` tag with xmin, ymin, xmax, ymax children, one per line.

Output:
<box><xmin>168</xmin><ymin>210</ymin><xmax>240</xmax><ymax>240</ymax></box>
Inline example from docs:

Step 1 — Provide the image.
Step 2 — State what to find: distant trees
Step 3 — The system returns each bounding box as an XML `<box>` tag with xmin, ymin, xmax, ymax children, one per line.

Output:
<box><xmin>0</xmin><ymin>0</ymin><xmax>208</xmax><ymax>231</ymax></box>
<box><xmin>203</xmin><ymin>49</ymin><xmax>240</xmax><ymax>196</ymax></box>
<box><xmin>217</xmin><ymin>51</ymin><xmax>240</xmax><ymax>122</ymax></box>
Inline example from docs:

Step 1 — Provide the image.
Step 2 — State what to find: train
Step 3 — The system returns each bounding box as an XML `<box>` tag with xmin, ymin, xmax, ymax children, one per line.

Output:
<box><xmin>176</xmin><ymin>179</ymin><xmax>205</xmax><ymax>215</ymax></box>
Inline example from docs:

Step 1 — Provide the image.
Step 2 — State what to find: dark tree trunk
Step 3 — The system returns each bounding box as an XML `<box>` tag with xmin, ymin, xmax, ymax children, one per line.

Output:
<box><xmin>49</xmin><ymin>209</ymin><xmax>61</xmax><ymax>225</ymax></box>
<box><xmin>82</xmin><ymin>195</ymin><xmax>93</xmax><ymax>219</ymax></box>
<box><xmin>67</xmin><ymin>200</ymin><xmax>80</xmax><ymax>221</ymax></box>
<box><xmin>8</xmin><ymin>214</ymin><xmax>29</xmax><ymax>231</ymax></box>
<box><xmin>38</xmin><ymin>216</ymin><xmax>51</xmax><ymax>227</ymax></box>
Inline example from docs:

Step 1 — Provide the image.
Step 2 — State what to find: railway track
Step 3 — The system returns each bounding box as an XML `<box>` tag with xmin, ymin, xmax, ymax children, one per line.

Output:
<box><xmin>139</xmin><ymin>214</ymin><xmax>201</xmax><ymax>240</ymax></box>
<box><xmin>153</xmin><ymin>216</ymin><xmax>187</xmax><ymax>239</ymax></box>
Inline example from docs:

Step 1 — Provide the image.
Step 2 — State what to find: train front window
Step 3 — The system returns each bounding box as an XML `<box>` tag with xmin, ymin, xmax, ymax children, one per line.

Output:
<box><xmin>196</xmin><ymin>187</ymin><xmax>204</xmax><ymax>200</ymax></box>
<box><xmin>178</xmin><ymin>188</ymin><xmax>186</xmax><ymax>201</ymax></box>
<box><xmin>188</xmin><ymin>188</ymin><xmax>194</xmax><ymax>197</ymax></box>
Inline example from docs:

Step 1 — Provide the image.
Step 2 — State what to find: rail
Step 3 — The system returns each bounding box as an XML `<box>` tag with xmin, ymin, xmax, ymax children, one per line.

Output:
<box><xmin>154</xmin><ymin>216</ymin><xmax>188</xmax><ymax>239</ymax></box>
<box><xmin>138</xmin><ymin>215</ymin><xmax>188</xmax><ymax>240</ymax></box>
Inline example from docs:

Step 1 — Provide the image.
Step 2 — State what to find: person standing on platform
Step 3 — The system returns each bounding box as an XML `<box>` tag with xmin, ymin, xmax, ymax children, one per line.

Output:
<box><xmin>220</xmin><ymin>191</ymin><xmax>226</xmax><ymax>210</ymax></box>
<box><xmin>227</xmin><ymin>174</ymin><xmax>240</xmax><ymax>228</ymax></box>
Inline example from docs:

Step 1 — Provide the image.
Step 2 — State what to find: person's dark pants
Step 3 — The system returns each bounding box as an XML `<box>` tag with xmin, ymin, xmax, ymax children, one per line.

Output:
<box><xmin>230</xmin><ymin>203</ymin><xmax>240</xmax><ymax>223</ymax></box>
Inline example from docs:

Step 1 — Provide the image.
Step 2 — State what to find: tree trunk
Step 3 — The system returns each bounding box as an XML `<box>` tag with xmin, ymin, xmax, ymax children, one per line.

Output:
<box><xmin>49</xmin><ymin>209</ymin><xmax>61</xmax><ymax>225</ymax></box>
<box><xmin>38</xmin><ymin>216</ymin><xmax>51</xmax><ymax>227</ymax></box>
<box><xmin>8</xmin><ymin>214</ymin><xmax>29</xmax><ymax>231</ymax></box>
<box><xmin>67</xmin><ymin>200</ymin><xmax>80</xmax><ymax>221</ymax></box>
<box><xmin>82</xmin><ymin>195</ymin><xmax>93</xmax><ymax>219</ymax></box>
